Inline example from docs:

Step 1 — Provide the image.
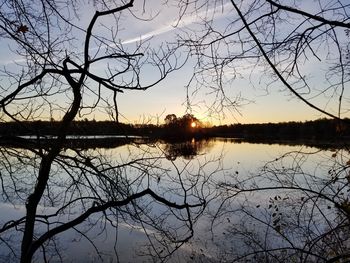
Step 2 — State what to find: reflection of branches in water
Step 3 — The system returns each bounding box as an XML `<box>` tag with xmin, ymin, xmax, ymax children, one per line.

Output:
<box><xmin>161</xmin><ymin>139</ymin><xmax>214</xmax><ymax>160</ymax></box>
<box><xmin>0</xmin><ymin>143</ymin><xmax>223</xmax><ymax>261</ymax></box>
<box><xmin>4</xmin><ymin>138</ymin><xmax>350</xmax><ymax>262</ymax></box>
<box><xmin>209</xmin><ymin>148</ymin><xmax>350</xmax><ymax>262</ymax></box>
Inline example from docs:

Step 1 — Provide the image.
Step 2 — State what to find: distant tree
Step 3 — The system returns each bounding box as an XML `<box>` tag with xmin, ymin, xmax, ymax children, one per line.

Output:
<box><xmin>164</xmin><ymin>114</ymin><xmax>178</xmax><ymax>125</ymax></box>
<box><xmin>163</xmin><ymin>113</ymin><xmax>201</xmax><ymax>137</ymax></box>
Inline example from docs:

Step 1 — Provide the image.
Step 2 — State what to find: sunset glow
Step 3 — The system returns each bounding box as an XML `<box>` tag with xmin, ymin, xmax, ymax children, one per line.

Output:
<box><xmin>191</xmin><ymin>121</ymin><xmax>197</xmax><ymax>128</ymax></box>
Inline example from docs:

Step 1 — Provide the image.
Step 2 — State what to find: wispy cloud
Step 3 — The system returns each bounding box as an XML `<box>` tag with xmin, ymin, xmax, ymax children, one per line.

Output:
<box><xmin>122</xmin><ymin>24</ymin><xmax>174</xmax><ymax>44</ymax></box>
<box><xmin>122</xmin><ymin>2</ymin><xmax>233</xmax><ymax>45</ymax></box>
<box><xmin>0</xmin><ymin>57</ymin><xmax>26</xmax><ymax>66</ymax></box>
<box><xmin>0</xmin><ymin>3</ymin><xmax>234</xmax><ymax>65</ymax></box>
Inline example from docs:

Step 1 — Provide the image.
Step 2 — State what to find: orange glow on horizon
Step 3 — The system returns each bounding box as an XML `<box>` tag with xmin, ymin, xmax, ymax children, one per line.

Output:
<box><xmin>191</xmin><ymin>121</ymin><xmax>197</xmax><ymax>128</ymax></box>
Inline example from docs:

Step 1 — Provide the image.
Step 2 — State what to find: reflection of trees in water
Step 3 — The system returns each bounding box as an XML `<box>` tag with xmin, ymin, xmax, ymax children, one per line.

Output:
<box><xmin>0</xmin><ymin>143</ymin><xmax>222</xmax><ymax>262</ymax></box>
<box><xmin>161</xmin><ymin>139</ymin><xmax>214</xmax><ymax>160</ymax></box>
<box><xmin>204</xmin><ymin>148</ymin><xmax>350</xmax><ymax>262</ymax></box>
<box><xmin>2</xmin><ymin>138</ymin><xmax>350</xmax><ymax>262</ymax></box>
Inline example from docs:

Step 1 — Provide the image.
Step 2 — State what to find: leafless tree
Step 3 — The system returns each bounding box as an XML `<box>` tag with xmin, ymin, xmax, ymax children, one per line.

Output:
<box><xmin>0</xmin><ymin>1</ymin><xmax>220</xmax><ymax>262</ymax></box>
<box><xmin>176</xmin><ymin>0</ymin><xmax>350</xmax><ymax>120</ymax></box>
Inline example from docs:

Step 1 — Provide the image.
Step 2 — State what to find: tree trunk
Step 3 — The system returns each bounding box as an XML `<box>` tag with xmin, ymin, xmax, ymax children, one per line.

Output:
<box><xmin>20</xmin><ymin>79</ymin><xmax>82</xmax><ymax>262</ymax></box>
<box><xmin>20</xmin><ymin>155</ymin><xmax>55</xmax><ymax>263</ymax></box>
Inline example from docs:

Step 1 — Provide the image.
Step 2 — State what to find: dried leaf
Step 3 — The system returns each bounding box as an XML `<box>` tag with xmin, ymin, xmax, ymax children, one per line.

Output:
<box><xmin>17</xmin><ymin>24</ymin><xmax>29</xmax><ymax>33</ymax></box>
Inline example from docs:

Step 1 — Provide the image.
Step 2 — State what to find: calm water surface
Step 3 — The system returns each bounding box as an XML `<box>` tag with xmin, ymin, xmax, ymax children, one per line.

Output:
<box><xmin>0</xmin><ymin>138</ymin><xmax>347</xmax><ymax>262</ymax></box>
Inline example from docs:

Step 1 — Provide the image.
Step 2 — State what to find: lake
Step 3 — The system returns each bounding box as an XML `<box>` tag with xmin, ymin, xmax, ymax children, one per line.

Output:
<box><xmin>0</xmin><ymin>138</ymin><xmax>349</xmax><ymax>262</ymax></box>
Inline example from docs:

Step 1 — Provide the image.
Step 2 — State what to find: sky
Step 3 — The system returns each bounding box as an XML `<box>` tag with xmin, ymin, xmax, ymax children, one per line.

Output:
<box><xmin>109</xmin><ymin>0</ymin><xmax>349</xmax><ymax>125</ymax></box>
<box><xmin>0</xmin><ymin>0</ymin><xmax>348</xmax><ymax>125</ymax></box>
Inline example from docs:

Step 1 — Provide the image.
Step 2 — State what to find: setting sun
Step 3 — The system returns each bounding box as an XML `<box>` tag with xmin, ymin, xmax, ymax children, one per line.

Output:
<box><xmin>191</xmin><ymin>121</ymin><xmax>197</xmax><ymax>128</ymax></box>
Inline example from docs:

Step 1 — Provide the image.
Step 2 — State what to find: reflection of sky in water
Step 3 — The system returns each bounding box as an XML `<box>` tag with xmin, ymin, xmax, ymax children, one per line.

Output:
<box><xmin>0</xmin><ymin>139</ymin><xmax>342</xmax><ymax>262</ymax></box>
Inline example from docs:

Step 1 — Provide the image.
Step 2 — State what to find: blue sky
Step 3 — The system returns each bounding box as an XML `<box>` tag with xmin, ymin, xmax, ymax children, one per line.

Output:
<box><xmin>108</xmin><ymin>0</ymin><xmax>348</xmax><ymax>125</ymax></box>
<box><xmin>0</xmin><ymin>0</ymin><xmax>348</xmax><ymax>125</ymax></box>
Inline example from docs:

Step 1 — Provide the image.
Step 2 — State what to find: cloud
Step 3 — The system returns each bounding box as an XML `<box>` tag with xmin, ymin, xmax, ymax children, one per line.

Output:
<box><xmin>0</xmin><ymin>57</ymin><xmax>26</xmax><ymax>66</ymax></box>
<box><xmin>122</xmin><ymin>2</ymin><xmax>233</xmax><ymax>45</ymax></box>
<box><xmin>0</xmin><ymin>3</ymin><xmax>234</xmax><ymax>64</ymax></box>
<box><xmin>122</xmin><ymin>24</ymin><xmax>174</xmax><ymax>44</ymax></box>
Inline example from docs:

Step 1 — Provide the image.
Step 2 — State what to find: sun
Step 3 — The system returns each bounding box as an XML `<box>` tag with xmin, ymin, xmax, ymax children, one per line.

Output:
<box><xmin>191</xmin><ymin>121</ymin><xmax>197</xmax><ymax>128</ymax></box>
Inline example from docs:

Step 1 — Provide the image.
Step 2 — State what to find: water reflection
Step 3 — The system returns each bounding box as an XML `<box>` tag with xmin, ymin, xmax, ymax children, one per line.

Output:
<box><xmin>0</xmin><ymin>138</ymin><xmax>349</xmax><ymax>262</ymax></box>
<box><xmin>161</xmin><ymin>138</ymin><xmax>214</xmax><ymax>160</ymax></box>
<box><xmin>195</xmin><ymin>144</ymin><xmax>350</xmax><ymax>262</ymax></box>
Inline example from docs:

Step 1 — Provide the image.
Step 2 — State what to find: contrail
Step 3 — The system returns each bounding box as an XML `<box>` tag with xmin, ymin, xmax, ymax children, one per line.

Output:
<box><xmin>122</xmin><ymin>2</ymin><xmax>233</xmax><ymax>45</ymax></box>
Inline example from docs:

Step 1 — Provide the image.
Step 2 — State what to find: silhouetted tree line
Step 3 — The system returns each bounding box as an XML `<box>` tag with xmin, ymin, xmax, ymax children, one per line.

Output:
<box><xmin>0</xmin><ymin>114</ymin><xmax>203</xmax><ymax>139</ymax></box>
<box><xmin>0</xmin><ymin>118</ymin><xmax>349</xmax><ymax>141</ymax></box>
<box><xmin>0</xmin><ymin>120</ymin><xmax>147</xmax><ymax>136</ymax></box>
<box><xmin>207</xmin><ymin>118</ymin><xmax>350</xmax><ymax>140</ymax></box>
